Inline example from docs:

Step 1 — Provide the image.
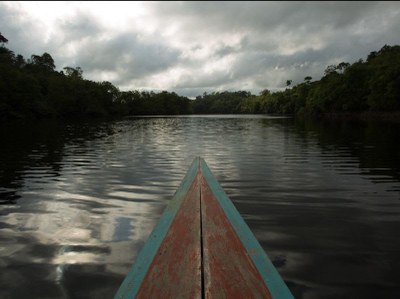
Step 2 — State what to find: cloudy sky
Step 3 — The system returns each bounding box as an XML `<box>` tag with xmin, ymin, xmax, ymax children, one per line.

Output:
<box><xmin>1</xmin><ymin>1</ymin><xmax>400</xmax><ymax>98</ymax></box>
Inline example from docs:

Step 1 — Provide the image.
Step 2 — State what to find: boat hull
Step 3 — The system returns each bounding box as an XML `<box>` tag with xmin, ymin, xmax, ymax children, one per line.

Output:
<box><xmin>114</xmin><ymin>157</ymin><xmax>293</xmax><ymax>299</ymax></box>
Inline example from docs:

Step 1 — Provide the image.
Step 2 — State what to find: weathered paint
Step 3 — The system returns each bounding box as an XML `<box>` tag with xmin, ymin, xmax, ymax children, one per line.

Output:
<box><xmin>200</xmin><ymin>158</ymin><xmax>294</xmax><ymax>299</ymax></box>
<box><xmin>135</xmin><ymin>171</ymin><xmax>202</xmax><ymax>298</ymax></box>
<box><xmin>115</xmin><ymin>157</ymin><xmax>294</xmax><ymax>299</ymax></box>
<box><xmin>114</xmin><ymin>158</ymin><xmax>200</xmax><ymax>299</ymax></box>
<box><xmin>201</xmin><ymin>175</ymin><xmax>273</xmax><ymax>298</ymax></box>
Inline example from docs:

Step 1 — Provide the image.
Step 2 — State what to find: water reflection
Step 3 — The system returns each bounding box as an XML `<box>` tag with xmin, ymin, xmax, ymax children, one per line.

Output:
<box><xmin>0</xmin><ymin>116</ymin><xmax>400</xmax><ymax>298</ymax></box>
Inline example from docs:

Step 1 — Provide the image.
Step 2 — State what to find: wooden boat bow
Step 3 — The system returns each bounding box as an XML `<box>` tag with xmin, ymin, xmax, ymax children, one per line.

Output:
<box><xmin>115</xmin><ymin>157</ymin><xmax>294</xmax><ymax>299</ymax></box>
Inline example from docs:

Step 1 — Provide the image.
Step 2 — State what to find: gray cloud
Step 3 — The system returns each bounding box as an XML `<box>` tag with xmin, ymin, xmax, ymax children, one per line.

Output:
<box><xmin>1</xmin><ymin>1</ymin><xmax>400</xmax><ymax>98</ymax></box>
<box><xmin>146</xmin><ymin>1</ymin><xmax>400</xmax><ymax>95</ymax></box>
<box><xmin>148</xmin><ymin>2</ymin><xmax>382</xmax><ymax>39</ymax></box>
<box><xmin>57</xmin><ymin>11</ymin><xmax>103</xmax><ymax>43</ymax></box>
<box><xmin>0</xmin><ymin>2</ymin><xmax>48</xmax><ymax>58</ymax></box>
<box><xmin>73</xmin><ymin>32</ymin><xmax>181</xmax><ymax>83</ymax></box>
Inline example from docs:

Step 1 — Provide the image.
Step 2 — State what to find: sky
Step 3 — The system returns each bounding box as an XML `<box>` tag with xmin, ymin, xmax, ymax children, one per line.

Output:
<box><xmin>1</xmin><ymin>1</ymin><xmax>400</xmax><ymax>98</ymax></box>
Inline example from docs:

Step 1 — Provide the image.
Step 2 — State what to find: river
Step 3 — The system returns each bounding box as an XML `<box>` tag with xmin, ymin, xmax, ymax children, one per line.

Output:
<box><xmin>0</xmin><ymin>115</ymin><xmax>399</xmax><ymax>298</ymax></box>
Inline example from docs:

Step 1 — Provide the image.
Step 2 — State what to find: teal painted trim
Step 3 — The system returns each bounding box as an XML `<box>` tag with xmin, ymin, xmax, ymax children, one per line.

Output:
<box><xmin>200</xmin><ymin>158</ymin><xmax>294</xmax><ymax>299</ymax></box>
<box><xmin>114</xmin><ymin>157</ymin><xmax>200</xmax><ymax>299</ymax></box>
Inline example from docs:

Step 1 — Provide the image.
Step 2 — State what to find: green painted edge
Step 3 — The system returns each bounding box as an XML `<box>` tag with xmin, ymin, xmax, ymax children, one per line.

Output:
<box><xmin>114</xmin><ymin>157</ymin><xmax>200</xmax><ymax>299</ymax></box>
<box><xmin>200</xmin><ymin>158</ymin><xmax>294</xmax><ymax>299</ymax></box>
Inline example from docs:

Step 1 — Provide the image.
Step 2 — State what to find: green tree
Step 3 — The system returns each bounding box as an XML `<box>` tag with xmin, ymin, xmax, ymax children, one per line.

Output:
<box><xmin>30</xmin><ymin>53</ymin><xmax>56</xmax><ymax>72</ymax></box>
<box><xmin>324</xmin><ymin>65</ymin><xmax>337</xmax><ymax>76</ymax></box>
<box><xmin>0</xmin><ymin>32</ymin><xmax>8</xmax><ymax>45</ymax></box>
<box><xmin>0</xmin><ymin>46</ymin><xmax>15</xmax><ymax>65</ymax></box>
<box><xmin>63</xmin><ymin>66</ymin><xmax>83</xmax><ymax>79</ymax></box>
<box><xmin>337</xmin><ymin>62</ymin><xmax>350</xmax><ymax>73</ymax></box>
<box><xmin>260</xmin><ymin>89</ymin><xmax>271</xmax><ymax>96</ymax></box>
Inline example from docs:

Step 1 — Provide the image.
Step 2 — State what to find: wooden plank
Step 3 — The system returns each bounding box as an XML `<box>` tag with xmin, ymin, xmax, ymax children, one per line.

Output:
<box><xmin>199</xmin><ymin>158</ymin><xmax>294</xmax><ymax>299</ymax></box>
<box><xmin>135</xmin><ymin>171</ymin><xmax>202</xmax><ymax>298</ymax></box>
<box><xmin>115</xmin><ymin>157</ymin><xmax>294</xmax><ymax>299</ymax></box>
<box><xmin>114</xmin><ymin>158</ymin><xmax>200</xmax><ymax>299</ymax></box>
<box><xmin>201</xmin><ymin>175</ymin><xmax>273</xmax><ymax>298</ymax></box>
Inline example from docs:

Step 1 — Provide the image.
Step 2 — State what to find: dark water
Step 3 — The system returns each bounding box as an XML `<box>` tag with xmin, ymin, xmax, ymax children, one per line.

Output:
<box><xmin>0</xmin><ymin>115</ymin><xmax>399</xmax><ymax>299</ymax></box>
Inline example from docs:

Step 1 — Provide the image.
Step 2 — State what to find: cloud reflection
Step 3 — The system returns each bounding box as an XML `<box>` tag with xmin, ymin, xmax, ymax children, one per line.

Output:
<box><xmin>1</xmin><ymin>116</ymin><xmax>400</xmax><ymax>298</ymax></box>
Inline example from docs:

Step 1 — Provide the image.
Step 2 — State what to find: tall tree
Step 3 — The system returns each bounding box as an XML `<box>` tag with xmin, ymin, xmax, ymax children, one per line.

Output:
<box><xmin>30</xmin><ymin>53</ymin><xmax>56</xmax><ymax>72</ymax></box>
<box><xmin>0</xmin><ymin>32</ymin><xmax>8</xmax><ymax>44</ymax></box>
<box><xmin>63</xmin><ymin>66</ymin><xmax>83</xmax><ymax>79</ymax></box>
<box><xmin>304</xmin><ymin>76</ymin><xmax>312</xmax><ymax>83</ymax></box>
<box><xmin>337</xmin><ymin>62</ymin><xmax>350</xmax><ymax>73</ymax></box>
<box><xmin>324</xmin><ymin>65</ymin><xmax>337</xmax><ymax>76</ymax></box>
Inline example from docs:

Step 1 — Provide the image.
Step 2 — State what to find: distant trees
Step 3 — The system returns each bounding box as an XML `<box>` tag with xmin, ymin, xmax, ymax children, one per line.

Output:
<box><xmin>29</xmin><ymin>53</ymin><xmax>55</xmax><ymax>72</ymax></box>
<box><xmin>0</xmin><ymin>32</ymin><xmax>8</xmax><ymax>44</ymax></box>
<box><xmin>1</xmin><ymin>39</ymin><xmax>400</xmax><ymax>121</ymax></box>
<box><xmin>324</xmin><ymin>65</ymin><xmax>337</xmax><ymax>76</ymax></box>
<box><xmin>260</xmin><ymin>89</ymin><xmax>271</xmax><ymax>96</ymax></box>
<box><xmin>0</xmin><ymin>39</ymin><xmax>192</xmax><ymax>121</ymax></box>
<box><xmin>117</xmin><ymin>90</ymin><xmax>191</xmax><ymax>115</ymax></box>
<box><xmin>63</xmin><ymin>66</ymin><xmax>83</xmax><ymax>79</ymax></box>
<box><xmin>191</xmin><ymin>44</ymin><xmax>400</xmax><ymax>115</ymax></box>
<box><xmin>336</xmin><ymin>62</ymin><xmax>350</xmax><ymax>73</ymax></box>
<box><xmin>300</xmin><ymin>45</ymin><xmax>400</xmax><ymax>113</ymax></box>
<box><xmin>366</xmin><ymin>45</ymin><xmax>400</xmax><ymax>110</ymax></box>
<box><xmin>191</xmin><ymin>91</ymin><xmax>253</xmax><ymax>114</ymax></box>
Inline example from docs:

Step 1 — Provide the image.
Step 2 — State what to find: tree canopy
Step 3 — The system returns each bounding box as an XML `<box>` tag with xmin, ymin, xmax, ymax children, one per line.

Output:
<box><xmin>0</xmin><ymin>36</ymin><xmax>192</xmax><ymax>121</ymax></box>
<box><xmin>1</xmin><ymin>36</ymin><xmax>400</xmax><ymax>121</ymax></box>
<box><xmin>0</xmin><ymin>32</ymin><xmax>8</xmax><ymax>44</ymax></box>
<box><xmin>191</xmin><ymin>44</ymin><xmax>400</xmax><ymax>115</ymax></box>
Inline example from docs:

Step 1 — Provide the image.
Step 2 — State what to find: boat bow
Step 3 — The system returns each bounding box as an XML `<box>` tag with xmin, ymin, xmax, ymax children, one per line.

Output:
<box><xmin>115</xmin><ymin>157</ymin><xmax>293</xmax><ymax>299</ymax></box>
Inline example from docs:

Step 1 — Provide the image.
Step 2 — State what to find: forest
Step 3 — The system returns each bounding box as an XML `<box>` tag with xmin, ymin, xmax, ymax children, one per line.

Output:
<box><xmin>1</xmin><ymin>31</ymin><xmax>399</xmax><ymax>121</ymax></box>
<box><xmin>192</xmin><ymin>44</ymin><xmax>400</xmax><ymax>115</ymax></box>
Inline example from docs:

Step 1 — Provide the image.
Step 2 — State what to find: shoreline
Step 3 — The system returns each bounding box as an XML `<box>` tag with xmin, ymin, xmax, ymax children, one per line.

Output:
<box><xmin>317</xmin><ymin>111</ymin><xmax>400</xmax><ymax>123</ymax></box>
<box><xmin>2</xmin><ymin>111</ymin><xmax>400</xmax><ymax>124</ymax></box>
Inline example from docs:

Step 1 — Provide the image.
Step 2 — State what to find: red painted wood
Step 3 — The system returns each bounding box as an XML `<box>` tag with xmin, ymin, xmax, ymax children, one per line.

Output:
<box><xmin>135</xmin><ymin>172</ymin><xmax>202</xmax><ymax>299</ymax></box>
<box><xmin>201</xmin><ymin>176</ymin><xmax>273</xmax><ymax>299</ymax></box>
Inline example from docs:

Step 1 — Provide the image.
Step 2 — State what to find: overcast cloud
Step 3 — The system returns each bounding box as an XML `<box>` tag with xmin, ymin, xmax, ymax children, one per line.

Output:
<box><xmin>1</xmin><ymin>1</ymin><xmax>400</xmax><ymax>97</ymax></box>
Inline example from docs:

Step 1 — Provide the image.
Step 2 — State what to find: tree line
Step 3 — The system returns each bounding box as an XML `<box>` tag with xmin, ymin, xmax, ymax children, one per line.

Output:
<box><xmin>1</xmin><ymin>31</ymin><xmax>399</xmax><ymax>121</ymax></box>
<box><xmin>192</xmin><ymin>45</ymin><xmax>400</xmax><ymax>115</ymax></box>
<box><xmin>0</xmin><ymin>32</ymin><xmax>190</xmax><ymax>121</ymax></box>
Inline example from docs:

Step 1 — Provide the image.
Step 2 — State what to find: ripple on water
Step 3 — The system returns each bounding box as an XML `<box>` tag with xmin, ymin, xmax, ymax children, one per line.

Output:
<box><xmin>0</xmin><ymin>116</ymin><xmax>400</xmax><ymax>298</ymax></box>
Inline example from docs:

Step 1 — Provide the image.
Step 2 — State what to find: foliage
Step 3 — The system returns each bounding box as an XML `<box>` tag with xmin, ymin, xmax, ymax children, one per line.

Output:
<box><xmin>1</xmin><ymin>35</ymin><xmax>400</xmax><ymax>121</ymax></box>
<box><xmin>191</xmin><ymin>44</ymin><xmax>400</xmax><ymax>115</ymax></box>
<box><xmin>0</xmin><ymin>35</ymin><xmax>191</xmax><ymax>121</ymax></box>
<box><xmin>191</xmin><ymin>91</ymin><xmax>252</xmax><ymax>114</ymax></box>
<box><xmin>0</xmin><ymin>32</ymin><xmax>8</xmax><ymax>44</ymax></box>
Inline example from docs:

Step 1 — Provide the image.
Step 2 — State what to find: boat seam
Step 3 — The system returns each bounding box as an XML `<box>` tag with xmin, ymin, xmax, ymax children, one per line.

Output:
<box><xmin>199</xmin><ymin>162</ymin><xmax>206</xmax><ymax>299</ymax></box>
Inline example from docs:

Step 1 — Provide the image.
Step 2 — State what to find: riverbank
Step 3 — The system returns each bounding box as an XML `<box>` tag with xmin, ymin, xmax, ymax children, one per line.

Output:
<box><xmin>318</xmin><ymin>111</ymin><xmax>400</xmax><ymax>123</ymax></box>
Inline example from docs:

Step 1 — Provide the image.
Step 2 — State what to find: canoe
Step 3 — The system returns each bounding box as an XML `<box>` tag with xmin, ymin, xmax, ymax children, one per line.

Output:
<box><xmin>114</xmin><ymin>157</ymin><xmax>294</xmax><ymax>299</ymax></box>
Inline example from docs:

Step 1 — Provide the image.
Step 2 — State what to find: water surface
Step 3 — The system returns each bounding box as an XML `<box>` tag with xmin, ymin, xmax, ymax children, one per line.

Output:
<box><xmin>1</xmin><ymin>115</ymin><xmax>399</xmax><ymax>298</ymax></box>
